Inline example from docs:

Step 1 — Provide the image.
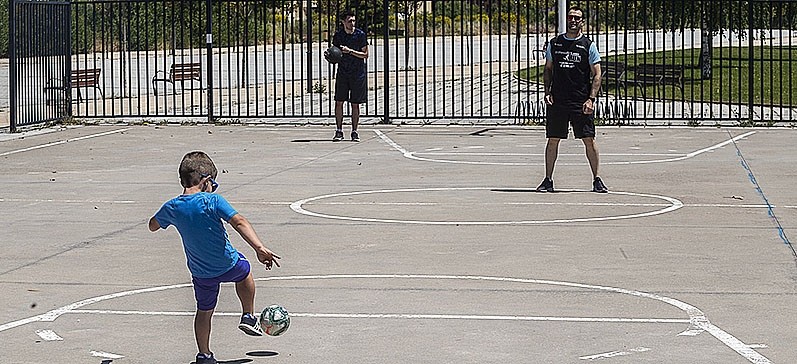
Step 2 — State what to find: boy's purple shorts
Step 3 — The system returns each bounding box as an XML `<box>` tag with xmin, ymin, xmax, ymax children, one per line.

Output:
<box><xmin>192</xmin><ymin>252</ymin><xmax>251</xmax><ymax>311</ymax></box>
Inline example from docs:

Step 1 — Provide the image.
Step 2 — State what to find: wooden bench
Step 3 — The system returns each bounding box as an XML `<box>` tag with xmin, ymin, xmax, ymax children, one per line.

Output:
<box><xmin>152</xmin><ymin>63</ymin><xmax>203</xmax><ymax>95</ymax></box>
<box><xmin>598</xmin><ymin>61</ymin><xmax>627</xmax><ymax>96</ymax></box>
<box><xmin>44</xmin><ymin>68</ymin><xmax>104</xmax><ymax>103</ymax></box>
<box><xmin>628</xmin><ymin>64</ymin><xmax>685</xmax><ymax>98</ymax></box>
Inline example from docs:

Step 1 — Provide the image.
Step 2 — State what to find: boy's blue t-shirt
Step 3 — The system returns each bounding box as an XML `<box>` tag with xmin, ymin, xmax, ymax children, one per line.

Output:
<box><xmin>153</xmin><ymin>192</ymin><xmax>240</xmax><ymax>278</ymax></box>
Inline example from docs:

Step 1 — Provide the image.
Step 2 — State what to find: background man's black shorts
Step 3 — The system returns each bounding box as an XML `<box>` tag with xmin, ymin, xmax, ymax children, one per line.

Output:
<box><xmin>334</xmin><ymin>74</ymin><xmax>368</xmax><ymax>104</ymax></box>
<box><xmin>545</xmin><ymin>105</ymin><xmax>596</xmax><ymax>139</ymax></box>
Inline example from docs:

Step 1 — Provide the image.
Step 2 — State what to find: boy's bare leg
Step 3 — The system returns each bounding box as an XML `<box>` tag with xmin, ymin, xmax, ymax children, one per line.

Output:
<box><xmin>195</xmin><ymin>309</ymin><xmax>214</xmax><ymax>355</ymax></box>
<box><xmin>235</xmin><ymin>272</ymin><xmax>256</xmax><ymax>314</ymax></box>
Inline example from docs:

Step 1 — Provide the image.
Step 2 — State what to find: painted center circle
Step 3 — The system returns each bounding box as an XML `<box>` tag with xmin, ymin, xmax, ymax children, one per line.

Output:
<box><xmin>290</xmin><ymin>188</ymin><xmax>683</xmax><ymax>225</ymax></box>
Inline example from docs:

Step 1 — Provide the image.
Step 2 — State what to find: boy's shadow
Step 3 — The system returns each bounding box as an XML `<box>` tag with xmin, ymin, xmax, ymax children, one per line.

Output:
<box><xmin>189</xmin><ymin>359</ymin><xmax>258</xmax><ymax>364</ymax></box>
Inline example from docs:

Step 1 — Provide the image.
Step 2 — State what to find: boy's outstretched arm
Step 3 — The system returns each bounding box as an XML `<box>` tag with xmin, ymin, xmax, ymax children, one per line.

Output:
<box><xmin>148</xmin><ymin>217</ymin><xmax>161</xmax><ymax>232</ymax></box>
<box><xmin>228</xmin><ymin>214</ymin><xmax>281</xmax><ymax>269</ymax></box>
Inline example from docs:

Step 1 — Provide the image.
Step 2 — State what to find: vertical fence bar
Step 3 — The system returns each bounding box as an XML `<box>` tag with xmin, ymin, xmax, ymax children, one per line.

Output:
<box><xmin>747</xmin><ymin>0</ymin><xmax>753</xmax><ymax>124</ymax></box>
<box><xmin>382</xmin><ymin>0</ymin><xmax>389</xmax><ymax>123</ymax></box>
<box><xmin>206</xmin><ymin>0</ymin><xmax>213</xmax><ymax>121</ymax></box>
<box><xmin>9</xmin><ymin>0</ymin><xmax>17</xmax><ymax>132</ymax></box>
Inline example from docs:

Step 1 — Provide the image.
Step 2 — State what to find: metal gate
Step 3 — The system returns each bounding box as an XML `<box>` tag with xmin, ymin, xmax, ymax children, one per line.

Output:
<box><xmin>9</xmin><ymin>0</ymin><xmax>71</xmax><ymax>132</ymax></box>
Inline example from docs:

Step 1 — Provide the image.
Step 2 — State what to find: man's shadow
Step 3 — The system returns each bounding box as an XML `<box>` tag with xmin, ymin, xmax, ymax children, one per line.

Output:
<box><xmin>292</xmin><ymin>139</ymin><xmax>360</xmax><ymax>143</ymax></box>
<box><xmin>491</xmin><ymin>188</ymin><xmax>592</xmax><ymax>193</ymax></box>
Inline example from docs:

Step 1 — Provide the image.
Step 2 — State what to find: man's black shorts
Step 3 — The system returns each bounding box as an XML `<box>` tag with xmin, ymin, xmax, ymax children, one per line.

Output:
<box><xmin>334</xmin><ymin>74</ymin><xmax>367</xmax><ymax>104</ymax></box>
<box><xmin>545</xmin><ymin>105</ymin><xmax>596</xmax><ymax>139</ymax></box>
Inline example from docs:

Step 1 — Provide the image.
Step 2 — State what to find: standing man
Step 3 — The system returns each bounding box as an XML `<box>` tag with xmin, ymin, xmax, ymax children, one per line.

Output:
<box><xmin>536</xmin><ymin>6</ymin><xmax>608</xmax><ymax>193</ymax></box>
<box><xmin>331</xmin><ymin>11</ymin><xmax>369</xmax><ymax>142</ymax></box>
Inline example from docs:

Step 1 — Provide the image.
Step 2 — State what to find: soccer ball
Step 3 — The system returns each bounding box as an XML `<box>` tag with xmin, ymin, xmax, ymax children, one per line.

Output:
<box><xmin>259</xmin><ymin>305</ymin><xmax>290</xmax><ymax>336</ymax></box>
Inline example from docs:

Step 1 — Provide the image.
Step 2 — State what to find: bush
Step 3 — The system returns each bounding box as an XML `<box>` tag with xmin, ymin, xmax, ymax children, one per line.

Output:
<box><xmin>1</xmin><ymin>0</ymin><xmax>9</xmax><ymax>57</ymax></box>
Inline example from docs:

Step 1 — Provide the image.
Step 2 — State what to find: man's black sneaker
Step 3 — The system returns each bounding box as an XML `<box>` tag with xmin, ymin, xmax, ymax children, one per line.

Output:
<box><xmin>332</xmin><ymin>130</ymin><xmax>344</xmax><ymax>142</ymax></box>
<box><xmin>592</xmin><ymin>177</ymin><xmax>608</xmax><ymax>193</ymax></box>
<box><xmin>351</xmin><ymin>130</ymin><xmax>360</xmax><ymax>142</ymax></box>
<box><xmin>196</xmin><ymin>352</ymin><xmax>217</xmax><ymax>364</ymax></box>
<box><xmin>238</xmin><ymin>313</ymin><xmax>264</xmax><ymax>336</ymax></box>
<box><xmin>536</xmin><ymin>177</ymin><xmax>554</xmax><ymax>192</ymax></box>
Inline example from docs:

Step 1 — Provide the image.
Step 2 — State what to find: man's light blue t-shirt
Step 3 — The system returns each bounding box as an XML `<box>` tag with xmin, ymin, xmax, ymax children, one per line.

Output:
<box><xmin>154</xmin><ymin>192</ymin><xmax>240</xmax><ymax>278</ymax></box>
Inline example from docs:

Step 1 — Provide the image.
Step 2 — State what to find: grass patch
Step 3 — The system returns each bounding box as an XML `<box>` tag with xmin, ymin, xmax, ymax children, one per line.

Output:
<box><xmin>518</xmin><ymin>46</ymin><xmax>797</xmax><ymax>107</ymax></box>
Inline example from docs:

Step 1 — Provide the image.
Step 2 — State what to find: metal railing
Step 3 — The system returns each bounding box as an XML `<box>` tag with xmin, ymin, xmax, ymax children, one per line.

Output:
<box><xmin>9</xmin><ymin>0</ymin><xmax>797</xmax><ymax>131</ymax></box>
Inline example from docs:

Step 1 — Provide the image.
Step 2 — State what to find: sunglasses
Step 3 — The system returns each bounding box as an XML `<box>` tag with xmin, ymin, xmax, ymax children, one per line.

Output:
<box><xmin>567</xmin><ymin>15</ymin><xmax>583</xmax><ymax>21</ymax></box>
<box><xmin>200</xmin><ymin>173</ymin><xmax>219</xmax><ymax>192</ymax></box>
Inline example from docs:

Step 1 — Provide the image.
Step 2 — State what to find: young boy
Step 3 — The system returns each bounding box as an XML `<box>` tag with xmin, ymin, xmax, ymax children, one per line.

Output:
<box><xmin>149</xmin><ymin>151</ymin><xmax>281</xmax><ymax>364</ymax></box>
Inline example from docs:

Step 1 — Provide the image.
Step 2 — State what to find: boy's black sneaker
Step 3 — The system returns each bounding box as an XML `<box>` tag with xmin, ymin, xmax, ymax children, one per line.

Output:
<box><xmin>196</xmin><ymin>352</ymin><xmax>217</xmax><ymax>364</ymax></box>
<box><xmin>351</xmin><ymin>130</ymin><xmax>360</xmax><ymax>142</ymax></box>
<box><xmin>536</xmin><ymin>177</ymin><xmax>554</xmax><ymax>192</ymax></box>
<box><xmin>332</xmin><ymin>130</ymin><xmax>344</xmax><ymax>142</ymax></box>
<box><xmin>238</xmin><ymin>313</ymin><xmax>264</xmax><ymax>336</ymax></box>
<box><xmin>592</xmin><ymin>177</ymin><xmax>608</xmax><ymax>193</ymax></box>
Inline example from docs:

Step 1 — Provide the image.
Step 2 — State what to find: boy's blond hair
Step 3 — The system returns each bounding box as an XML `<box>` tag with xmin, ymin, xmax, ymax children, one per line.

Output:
<box><xmin>179</xmin><ymin>151</ymin><xmax>218</xmax><ymax>188</ymax></box>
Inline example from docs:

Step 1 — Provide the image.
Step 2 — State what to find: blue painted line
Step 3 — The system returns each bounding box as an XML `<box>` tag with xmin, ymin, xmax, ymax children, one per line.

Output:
<box><xmin>729</xmin><ymin>131</ymin><xmax>796</xmax><ymax>258</ymax></box>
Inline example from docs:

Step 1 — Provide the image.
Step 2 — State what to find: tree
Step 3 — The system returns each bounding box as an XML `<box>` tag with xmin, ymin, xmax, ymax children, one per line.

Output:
<box><xmin>653</xmin><ymin>0</ymin><xmax>795</xmax><ymax>79</ymax></box>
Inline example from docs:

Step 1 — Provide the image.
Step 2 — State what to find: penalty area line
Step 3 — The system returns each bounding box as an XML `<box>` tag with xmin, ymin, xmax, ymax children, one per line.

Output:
<box><xmin>67</xmin><ymin>309</ymin><xmax>689</xmax><ymax>324</ymax></box>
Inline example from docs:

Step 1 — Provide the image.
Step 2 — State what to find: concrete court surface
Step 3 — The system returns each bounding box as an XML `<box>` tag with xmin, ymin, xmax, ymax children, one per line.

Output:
<box><xmin>0</xmin><ymin>124</ymin><xmax>795</xmax><ymax>364</ymax></box>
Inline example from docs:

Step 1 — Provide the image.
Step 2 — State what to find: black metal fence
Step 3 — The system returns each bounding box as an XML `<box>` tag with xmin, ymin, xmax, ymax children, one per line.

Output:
<box><xmin>9</xmin><ymin>0</ymin><xmax>797</xmax><ymax>131</ymax></box>
<box><xmin>8</xmin><ymin>0</ymin><xmax>71</xmax><ymax>132</ymax></box>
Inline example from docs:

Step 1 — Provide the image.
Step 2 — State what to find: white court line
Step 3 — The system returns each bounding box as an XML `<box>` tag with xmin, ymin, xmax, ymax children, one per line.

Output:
<box><xmin>35</xmin><ymin>329</ymin><xmax>63</xmax><ymax>341</ymax></box>
<box><xmin>0</xmin><ymin>128</ymin><xmax>129</xmax><ymax>157</ymax></box>
<box><xmin>0</xmin><ymin>198</ymin><xmax>138</xmax><ymax>204</ymax></box>
<box><xmin>290</xmin><ymin>188</ymin><xmax>684</xmax><ymax>225</ymax></box>
<box><xmin>90</xmin><ymin>351</ymin><xmax>124</xmax><ymax>359</ymax></box>
<box><xmin>0</xmin><ymin>274</ymin><xmax>770</xmax><ymax>364</ymax></box>
<box><xmin>67</xmin><ymin>310</ymin><xmax>690</xmax><ymax>324</ymax></box>
<box><xmin>375</xmin><ymin>129</ymin><xmax>756</xmax><ymax>166</ymax></box>
<box><xmin>0</xmin><ymin>197</ymin><xmax>793</xmax><ymax>210</ymax></box>
<box><xmin>421</xmin><ymin>152</ymin><xmax>683</xmax><ymax>156</ymax></box>
<box><xmin>579</xmin><ymin>347</ymin><xmax>651</xmax><ymax>361</ymax></box>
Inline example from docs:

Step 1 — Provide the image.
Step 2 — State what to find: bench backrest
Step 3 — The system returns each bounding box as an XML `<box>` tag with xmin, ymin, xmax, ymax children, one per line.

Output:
<box><xmin>171</xmin><ymin>63</ymin><xmax>202</xmax><ymax>81</ymax></box>
<box><xmin>601</xmin><ymin>61</ymin><xmax>626</xmax><ymax>80</ymax></box>
<box><xmin>70</xmin><ymin>68</ymin><xmax>101</xmax><ymax>87</ymax></box>
<box><xmin>633</xmin><ymin>64</ymin><xmax>684</xmax><ymax>84</ymax></box>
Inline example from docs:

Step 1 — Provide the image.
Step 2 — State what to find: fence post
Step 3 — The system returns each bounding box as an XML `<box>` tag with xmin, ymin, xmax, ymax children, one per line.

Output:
<box><xmin>66</xmin><ymin>1</ymin><xmax>72</xmax><ymax>118</ymax></box>
<box><xmin>9</xmin><ymin>0</ymin><xmax>16</xmax><ymax>132</ymax></box>
<box><xmin>306</xmin><ymin>0</ymin><xmax>313</xmax><ymax>93</ymax></box>
<box><xmin>747</xmin><ymin>0</ymin><xmax>754</xmax><ymax>124</ymax></box>
<box><xmin>206</xmin><ymin>0</ymin><xmax>214</xmax><ymax>122</ymax></box>
<box><xmin>381</xmin><ymin>0</ymin><xmax>389</xmax><ymax>124</ymax></box>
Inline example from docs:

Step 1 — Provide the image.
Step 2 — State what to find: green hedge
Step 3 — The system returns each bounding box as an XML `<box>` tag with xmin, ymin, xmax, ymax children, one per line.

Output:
<box><xmin>1</xmin><ymin>0</ymin><xmax>8</xmax><ymax>57</ymax></box>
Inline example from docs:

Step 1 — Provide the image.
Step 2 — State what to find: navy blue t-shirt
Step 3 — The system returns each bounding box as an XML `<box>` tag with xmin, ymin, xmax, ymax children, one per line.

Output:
<box><xmin>332</xmin><ymin>28</ymin><xmax>368</xmax><ymax>79</ymax></box>
<box><xmin>546</xmin><ymin>34</ymin><xmax>601</xmax><ymax>110</ymax></box>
